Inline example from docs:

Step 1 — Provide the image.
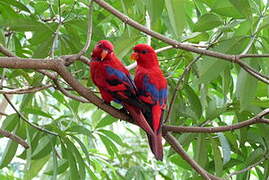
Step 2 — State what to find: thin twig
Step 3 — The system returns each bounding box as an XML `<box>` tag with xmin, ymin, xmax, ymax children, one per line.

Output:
<box><xmin>53</xmin><ymin>79</ymin><xmax>89</xmax><ymax>103</ymax></box>
<box><xmin>0</xmin><ymin>128</ymin><xmax>29</xmax><ymax>148</ymax></box>
<box><xmin>241</xmin><ymin>6</ymin><xmax>268</xmax><ymax>55</ymax></box>
<box><xmin>163</xmin><ymin>108</ymin><xmax>269</xmax><ymax>133</ymax></box>
<box><xmin>0</xmin><ymin>111</ymin><xmax>8</xmax><ymax>116</ymax></box>
<box><xmin>65</xmin><ymin>0</ymin><xmax>93</xmax><ymax>65</ymax></box>
<box><xmin>227</xmin><ymin>155</ymin><xmax>267</xmax><ymax>178</ymax></box>
<box><xmin>0</xmin><ymin>84</ymin><xmax>53</xmax><ymax>94</ymax></box>
<box><xmin>3</xmin><ymin>94</ymin><xmax>58</xmax><ymax>136</ymax></box>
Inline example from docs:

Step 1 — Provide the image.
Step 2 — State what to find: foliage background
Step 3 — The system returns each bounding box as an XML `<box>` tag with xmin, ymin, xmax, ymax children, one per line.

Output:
<box><xmin>0</xmin><ymin>0</ymin><xmax>269</xmax><ymax>179</ymax></box>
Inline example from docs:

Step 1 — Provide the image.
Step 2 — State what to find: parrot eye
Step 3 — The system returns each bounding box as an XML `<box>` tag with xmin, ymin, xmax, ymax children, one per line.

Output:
<box><xmin>141</xmin><ymin>50</ymin><xmax>148</xmax><ymax>54</ymax></box>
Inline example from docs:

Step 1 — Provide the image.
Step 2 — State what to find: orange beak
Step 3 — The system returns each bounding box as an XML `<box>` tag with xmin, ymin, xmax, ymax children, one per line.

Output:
<box><xmin>131</xmin><ymin>52</ymin><xmax>138</xmax><ymax>61</ymax></box>
<box><xmin>101</xmin><ymin>49</ymin><xmax>108</xmax><ymax>60</ymax></box>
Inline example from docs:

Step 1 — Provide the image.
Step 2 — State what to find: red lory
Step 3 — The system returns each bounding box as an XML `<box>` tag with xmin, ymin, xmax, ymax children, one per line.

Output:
<box><xmin>131</xmin><ymin>44</ymin><xmax>168</xmax><ymax>161</ymax></box>
<box><xmin>89</xmin><ymin>40</ymin><xmax>154</xmax><ymax>137</ymax></box>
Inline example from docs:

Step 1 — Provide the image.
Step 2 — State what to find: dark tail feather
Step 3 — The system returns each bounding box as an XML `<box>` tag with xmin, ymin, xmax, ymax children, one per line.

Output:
<box><xmin>124</xmin><ymin>104</ymin><xmax>154</xmax><ymax>136</ymax></box>
<box><xmin>148</xmin><ymin>132</ymin><xmax>163</xmax><ymax>161</ymax></box>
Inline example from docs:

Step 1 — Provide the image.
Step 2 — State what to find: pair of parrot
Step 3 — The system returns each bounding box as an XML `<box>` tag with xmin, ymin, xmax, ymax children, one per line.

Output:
<box><xmin>90</xmin><ymin>40</ymin><xmax>167</xmax><ymax>160</ymax></box>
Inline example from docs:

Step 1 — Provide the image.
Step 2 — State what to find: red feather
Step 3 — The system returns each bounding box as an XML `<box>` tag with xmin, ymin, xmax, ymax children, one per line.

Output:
<box><xmin>132</xmin><ymin>44</ymin><xmax>168</xmax><ymax>161</ymax></box>
<box><xmin>89</xmin><ymin>40</ymin><xmax>154</xmax><ymax>137</ymax></box>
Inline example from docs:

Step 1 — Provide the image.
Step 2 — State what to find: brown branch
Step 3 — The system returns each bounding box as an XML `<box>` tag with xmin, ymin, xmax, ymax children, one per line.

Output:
<box><xmin>0</xmin><ymin>111</ymin><xmax>8</xmax><ymax>116</ymax></box>
<box><xmin>92</xmin><ymin>0</ymin><xmax>269</xmax><ymax>85</ymax></box>
<box><xmin>0</xmin><ymin>84</ymin><xmax>53</xmax><ymax>94</ymax></box>
<box><xmin>0</xmin><ymin>128</ymin><xmax>29</xmax><ymax>148</ymax></box>
<box><xmin>3</xmin><ymin>94</ymin><xmax>58</xmax><ymax>136</ymax></box>
<box><xmin>164</xmin><ymin>133</ymin><xmax>222</xmax><ymax>180</ymax></box>
<box><xmin>0</xmin><ymin>57</ymin><xmax>58</xmax><ymax>70</ymax></box>
<box><xmin>163</xmin><ymin>108</ymin><xmax>269</xmax><ymax>133</ymax></box>
<box><xmin>239</xmin><ymin>54</ymin><xmax>269</xmax><ymax>59</ymax></box>
<box><xmin>227</xmin><ymin>154</ymin><xmax>268</xmax><ymax>178</ymax></box>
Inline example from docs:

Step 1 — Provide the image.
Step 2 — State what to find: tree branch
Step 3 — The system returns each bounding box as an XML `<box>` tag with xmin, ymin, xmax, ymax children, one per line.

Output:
<box><xmin>0</xmin><ymin>128</ymin><xmax>29</xmax><ymax>148</ymax></box>
<box><xmin>0</xmin><ymin>84</ymin><xmax>53</xmax><ymax>94</ymax></box>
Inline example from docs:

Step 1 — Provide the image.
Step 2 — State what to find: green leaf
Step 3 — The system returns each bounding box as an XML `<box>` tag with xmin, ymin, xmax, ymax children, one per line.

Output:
<box><xmin>236</xmin><ymin>61</ymin><xmax>258</xmax><ymax>111</ymax></box>
<box><xmin>165</xmin><ymin>0</ymin><xmax>185</xmax><ymax>38</ymax></box>
<box><xmin>245</xmin><ymin>147</ymin><xmax>264</xmax><ymax>166</ymax></box>
<box><xmin>1</xmin><ymin>0</ymin><xmax>31</xmax><ymax>13</ymax></box>
<box><xmin>146</xmin><ymin>0</ymin><xmax>164</xmax><ymax>29</ymax></box>
<box><xmin>1</xmin><ymin>114</ymin><xmax>19</xmax><ymax>132</ymax></box>
<box><xmin>126</xmin><ymin>166</ymin><xmax>146</xmax><ymax>180</ymax></box>
<box><xmin>32</xmin><ymin>1</ymin><xmax>49</xmax><ymax>14</ymax></box>
<box><xmin>211</xmin><ymin>0</ymin><xmax>244</xmax><ymax>18</ymax></box>
<box><xmin>194</xmin><ymin>133</ymin><xmax>208</xmax><ymax>167</ymax></box>
<box><xmin>218</xmin><ymin>133</ymin><xmax>231</xmax><ymax>164</ymax></box>
<box><xmin>24</xmin><ymin>107</ymin><xmax>53</xmax><ymax>118</ymax></box>
<box><xmin>95</xmin><ymin>115</ymin><xmax>117</xmax><ymax>129</ymax></box>
<box><xmin>61</xmin><ymin>141</ymin><xmax>80</xmax><ymax>180</ymax></box>
<box><xmin>193</xmin><ymin>13</ymin><xmax>223</xmax><ymax>32</ymax></box>
<box><xmin>114</xmin><ymin>29</ymin><xmax>140</xmax><ymax>60</ymax></box>
<box><xmin>44</xmin><ymin>159</ymin><xmax>69</xmax><ymax>175</ymax></box>
<box><xmin>65</xmin><ymin>138</ymin><xmax>86</xmax><ymax>180</ymax></box>
<box><xmin>0</xmin><ymin>138</ymin><xmax>18</xmax><ymax>168</ymax></box>
<box><xmin>211</xmin><ymin>137</ymin><xmax>223</xmax><ymax>177</ymax></box>
<box><xmin>228</xmin><ymin>0</ymin><xmax>252</xmax><ymax>18</ymax></box>
<box><xmin>31</xmin><ymin>136</ymin><xmax>55</xmax><ymax>159</ymax></box>
<box><xmin>66</xmin><ymin>125</ymin><xmax>92</xmax><ymax>136</ymax></box>
<box><xmin>24</xmin><ymin>155</ymin><xmax>50</xmax><ymax>180</ymax></box>
<box><xmin>99</xmin><ymin>134</ymin><xmax>118</xmax><ymax>158</ymax></box>
<box><xmin>98</xmin><ymin>129</ymin><xmax>125</xmax><ymax>146</ymax></box>
<box><xmin>169</xmin><ymin>154</ymin><xmax>192</xmax><ymax>170</ymax></box>
<box><xmin>184</xmin><ymin>85</ymin><xmax>202</xmax><ymax>119</ymax></box>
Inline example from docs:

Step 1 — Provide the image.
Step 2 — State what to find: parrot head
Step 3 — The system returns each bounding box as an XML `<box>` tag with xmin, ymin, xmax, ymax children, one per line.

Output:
<box><xmin>91</xmin><ymin>40</ymin><xmax>114</xmax><ymax>61</ymax></box>
<box><xmin>131</xmin><ymin>44</ymin><xmax>158</xmax><ymax>67</ymax></box>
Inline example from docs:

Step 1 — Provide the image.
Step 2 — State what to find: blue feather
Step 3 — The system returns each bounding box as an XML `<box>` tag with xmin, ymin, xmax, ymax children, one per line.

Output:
<box><xmin>142</xmin><ymin>76</ymin><xmax>167</xmax><ymax>105</ymax></box>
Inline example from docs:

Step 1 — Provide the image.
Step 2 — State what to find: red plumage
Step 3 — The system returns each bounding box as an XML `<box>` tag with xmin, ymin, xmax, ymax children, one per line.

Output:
<box><xmin>89</xmin><ymin>40</ymin><xmax>154</xmax><ymax>137</ymax></box>
<box><xmin>131</xmin><ymin>44</ymin><xmax>168</xmax><ymax>161</ymax></box>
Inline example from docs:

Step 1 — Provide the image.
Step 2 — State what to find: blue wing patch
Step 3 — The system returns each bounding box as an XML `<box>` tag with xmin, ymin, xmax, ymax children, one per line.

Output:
<box><xmin>106</xmin><ymin>66</ymin><xmax>135</xmax><ymax>86</ymax></box>
<box><xmin>142</xmin><ymin>76</ymin><xmax>167</xmax><ymax>105</ymax></box>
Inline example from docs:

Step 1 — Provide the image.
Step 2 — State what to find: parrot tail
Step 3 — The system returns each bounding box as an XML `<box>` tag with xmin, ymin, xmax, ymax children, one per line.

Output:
<box><xmin>124</xmin><ymin>104</ymin><xmax>154</xmax><ymax>137</ymax></box>
<box><xmin>148</xmin><ymin>105</ymin><xmax>163</xmax><ymax>160</ymax></box>
<box><xmin>148</xmin><ymin>132</ymin><xmax>163</xmax><ymax>161</ymax></box>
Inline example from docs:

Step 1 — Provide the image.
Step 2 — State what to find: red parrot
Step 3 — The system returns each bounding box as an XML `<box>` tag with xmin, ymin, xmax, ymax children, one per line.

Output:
<box><xmin>89</xmin><ymin>40</ymin><xmax>154</xmax><ymax>137</ymax></box>
<box><xmin>131</xmin><ymin>44</ymin><xmax>168</xmax><ymax>161</ymax></box>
